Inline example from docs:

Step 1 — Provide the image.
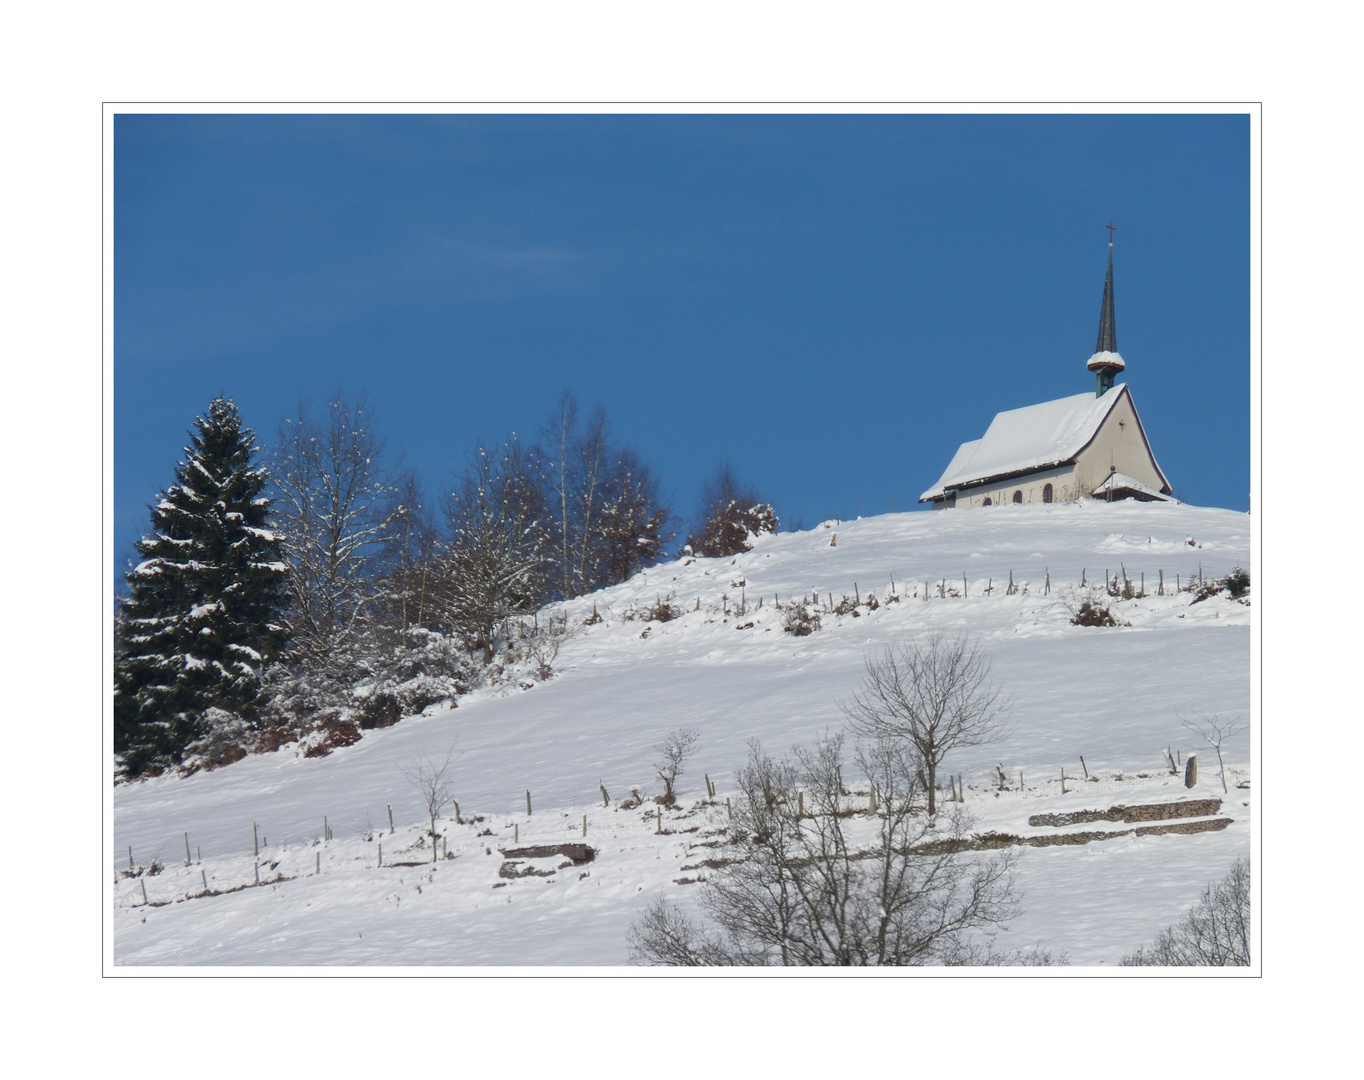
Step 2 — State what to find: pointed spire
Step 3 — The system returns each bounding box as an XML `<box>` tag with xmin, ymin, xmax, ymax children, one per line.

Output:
<box><xmin>1095</xmin><ymin>244</ymin><xmax>1118</xmax><ymax>354</ymax></box>
<box><xmin>1086</xmin><ymin>230</ymin><xmax>1125</xmax><ymax>396</ymax></box>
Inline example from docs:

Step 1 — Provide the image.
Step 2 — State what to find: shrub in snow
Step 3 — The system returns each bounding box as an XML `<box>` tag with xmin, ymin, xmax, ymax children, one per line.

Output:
<box><xmin>180</xmin><ymin>707</ymin><xmax>251</xmax><ymax>774</ymax></box>
<box><xmin>1223</xmin><ymin>566</ymin><xmax>1250</xmax><ymax>600</ymax></box>
<box><xmin>1071</xmin><ymin>599</ymin><xmax>1119</xmax><ymax>627</ymax></box>
<box><xmin>365</xmin><ymin>627</ymin><xmax>479</xmax><ymax>713</ymax></box>
<box><xmin>1189</xmin><ymin>569</ymin><xmax>1250</xmax><ymax>605</ymax></box>
<box><xmin>358</xmin><ymin>690</ymin><xmax>402</xmax><ymax>730</ymax></box>
<box><xmin>783</xmin><ymin>601</ymin><xmax>821</xmax><ymax>636</ymax></box>
<box><xmin>299</xmin><ymin>710</ymin><xmax>362</xmax><ymax>759</ymax></box>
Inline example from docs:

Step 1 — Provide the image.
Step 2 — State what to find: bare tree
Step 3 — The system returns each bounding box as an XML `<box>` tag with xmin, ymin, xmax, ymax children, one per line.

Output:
<box><xmin>653</xmin><ymin>728</ymin><xmax>701</xmax><ymax>803</ymax></box>
<box><xmin>272</xmin><ymin>396</ymin><xmax>406</xmax><ymax>684</ymax></box>
<box><xmin>841</xmin><ymin>633</ymin><xmax>1009</xmax><ymax>815</ymax></box>
<box><xmin>1178</xmin><ymin>711</ymin><xmax>1246</xmax><ymax>794</ymax></box>
<box><xmin>375</xmin><ymin>470</ymin><xmax>441</xmax><ymax>634</ymax></box>
<box><xmin>629</xmin><ymin>733</ymin><xmax>1021</xmax><ymax>966</ymax></box>
<box><xmin>1121</xmin><ymin>856</ymin><xmax>1250</xmax><ymax>966</ymax></box>
<box><xmin>626</xmin><ymin>897</ymin><xmax>733</xmax><ymax>966</ymax></box>
<box><xmin>519</xmin><ymin>609</ymin><xmax>576</xmax><ymax>681</ymax></box>
<box><xmin>436</xmin><ymin>436</ymin><xmax>551</xmax><ymax>664</ymax></box>
<box><xmin>540</xmin><ymin>393</ymin><xmax>673</xmax><ymax>596</ymax></box>
<box><xmin>402</xmin><ymin>742</ymin><xmax>460</xmax><ymax>859</ymax></box>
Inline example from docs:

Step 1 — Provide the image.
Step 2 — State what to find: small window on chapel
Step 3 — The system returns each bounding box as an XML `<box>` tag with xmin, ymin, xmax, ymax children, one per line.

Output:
<box><xmin>1043</xmin><ymin>483</ymin><xmax>1053</xmax><ymax>503</ymax></box>
<box><xmin>1013</xmin><ymin>490</ymin><xmax>1023</xmax><ymax>504</ymax></box>
<box><xmin>982</xmin><ymin>497</ymin><xmax>992</xmax><ymax>506</ymax></box>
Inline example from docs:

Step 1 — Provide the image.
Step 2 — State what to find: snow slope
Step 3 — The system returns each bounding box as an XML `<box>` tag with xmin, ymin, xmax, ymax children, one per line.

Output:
<box><xmin>112</xmin><ymin>500</ymin><xmax>1253</xmax><ymax>967</ymax></box>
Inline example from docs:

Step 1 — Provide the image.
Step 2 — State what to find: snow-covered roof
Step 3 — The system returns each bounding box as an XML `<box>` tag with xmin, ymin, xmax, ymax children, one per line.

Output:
<box><xmin>1090</xmin><ymin>471</ymin><xmax>1175</xmax><ymax>502</ymax></box>
<box><xmin>920</xmin><ymin>386</ymin><xmax>1127</xmax><ymax>501</ymax></box>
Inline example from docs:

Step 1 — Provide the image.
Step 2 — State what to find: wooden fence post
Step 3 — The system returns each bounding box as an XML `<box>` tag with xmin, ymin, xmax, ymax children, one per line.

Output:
<box><xmin>378</xmin><ymin>842</ymin><xmax>383</xmax><ymax>867</ymax></box>
<box><xmin>1185</xmin><ymin>755</ymin><xmax>1198</xmax><ymax>789</ymax></box>
<box><xmin>1080</xmin><ymin>755</ymin><xmax>1088</xmax><ymax>779</ymax></box>
<box><xmin>140</xmin><ymin>880</ymin><xmax>148</xmax><ymax>906</ymax></box>
<box><xmin>1060</xmin><ymin>767</ymin><xmax>1067</xmax><ymax>795</ymax></box>
<box><xmin>582</xmin><ymin>815</ymin><xmax>587</xmax><ymax>837</ymax></box>
<box><xmin>526</xmin><ymin>790</ymin><xmax>532</xmax><ymax>816</ymax></box>
<box><xmin>203</xmin><ymin>869</ymin><xmax>209</xmax><ymax>893</ymax></box>
<box><xmin>388</xmin><ymin>805</ymin><xmax>394</xmax><ymax>833</ymax></box>
<box><xmin>454</xmin><ymin>800</ymin><xmax>461</xmax><ymax>824</ymax></box>
<box><xmin>184</xmin><ymin>833</ymin><xmax>192</xmax><ymax>866</ymax></box>
<box><xmin>253</xmin><ymin>822</ymin><xmax>259</xmax><ymax>857</ymax></box>
<box><xmin>600</xmin><ymin>783</ymin><xmax>610</xmax><ymax>807</ymax></box>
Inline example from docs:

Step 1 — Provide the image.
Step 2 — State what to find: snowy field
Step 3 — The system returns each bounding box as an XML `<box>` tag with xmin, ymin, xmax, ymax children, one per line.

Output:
<box><xmin>111</xmin><ymin>500</ymin><xmax>1253</xmax><ymax>968</ymax></box>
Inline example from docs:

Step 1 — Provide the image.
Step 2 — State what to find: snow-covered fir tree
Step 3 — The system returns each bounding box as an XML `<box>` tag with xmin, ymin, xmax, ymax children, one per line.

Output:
<box><xmin>114</xmin><ymin>397</ymin><xmax>289</xmax><ymax>778</ymax></box>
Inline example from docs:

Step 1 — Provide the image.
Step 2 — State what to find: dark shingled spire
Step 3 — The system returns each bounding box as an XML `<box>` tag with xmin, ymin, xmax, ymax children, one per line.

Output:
<box><xmin>1095</xmin><ymin>246</ymin><xmax>1117</xmax><ymax>354</ymax></box>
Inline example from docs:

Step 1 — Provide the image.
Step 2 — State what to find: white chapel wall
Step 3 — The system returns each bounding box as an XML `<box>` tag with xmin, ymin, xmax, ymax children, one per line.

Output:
<box><xmin>1073</xmin><ymin>390</ymin><xmax>1167</xmax><ymax>495</ymax></box>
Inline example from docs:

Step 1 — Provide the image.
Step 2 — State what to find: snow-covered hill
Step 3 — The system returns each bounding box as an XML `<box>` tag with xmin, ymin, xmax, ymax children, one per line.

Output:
<box><xmin>112</xmin><ymin>500</ymin><xmax>1253</xmax><ymax>967</ymax></box>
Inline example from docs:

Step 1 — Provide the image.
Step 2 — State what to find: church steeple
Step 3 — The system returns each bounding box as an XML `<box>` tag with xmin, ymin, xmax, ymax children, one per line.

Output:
<box><xmin>1096</xmin><ymin>246</ymin><xmax>1117</xmax><ymax>354</ymax></box>
<box><xmin>1085</xmin><ymin>225</ymin><xmax>1126</xmax><ymax>396</ymax></box>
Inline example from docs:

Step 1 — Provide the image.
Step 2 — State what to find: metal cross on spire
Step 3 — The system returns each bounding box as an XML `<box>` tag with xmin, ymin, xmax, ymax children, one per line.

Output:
<box><xmin>1106</xmin><ymin>221</ymin><xmax>1118</xmax><ymax>246</ymax></box>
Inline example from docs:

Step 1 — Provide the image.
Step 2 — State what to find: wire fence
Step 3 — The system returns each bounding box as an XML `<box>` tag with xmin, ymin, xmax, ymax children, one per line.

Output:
<box><xmin>114</xmin><ymin>738</ymin><xmax>1248</xmax><ymax>911</ymax></box>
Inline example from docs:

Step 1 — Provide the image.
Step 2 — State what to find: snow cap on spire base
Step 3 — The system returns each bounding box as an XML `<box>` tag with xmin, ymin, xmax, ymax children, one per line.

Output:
<box><xmin>1086</xmin><ymin>349</ymin><xmax>1125</xmax><ymax>373</ymax></box>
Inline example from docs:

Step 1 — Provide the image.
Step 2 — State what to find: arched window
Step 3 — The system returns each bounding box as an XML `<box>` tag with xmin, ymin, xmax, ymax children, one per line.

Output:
<box><xmin>1043</xmin><ymin>483</ymin><xmax>1053</xmax><ymax>503</ymax></box>
<box><xmin>982</xmin><ymin>497</ymin><xmax>992</xmax><ymax>507</ymax></box>
<box><xmin>1013</xmin><ymin>490</ymin><xmax>1023</xmax><ymax>504</ymax></box>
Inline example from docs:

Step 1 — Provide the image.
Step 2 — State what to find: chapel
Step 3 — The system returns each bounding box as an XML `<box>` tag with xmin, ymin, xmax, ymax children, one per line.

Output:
<box><xmin>919</xmin><ymin>235</ymin><xmax>1173</xmax><ymax>509</ymax></box>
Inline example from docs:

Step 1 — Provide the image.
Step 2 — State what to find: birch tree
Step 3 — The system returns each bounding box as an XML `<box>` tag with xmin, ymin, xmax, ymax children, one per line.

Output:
<box><xmin>272</xmin><ymin>396</ymin><xmax>406</xmax><ymax>685</ymax></box>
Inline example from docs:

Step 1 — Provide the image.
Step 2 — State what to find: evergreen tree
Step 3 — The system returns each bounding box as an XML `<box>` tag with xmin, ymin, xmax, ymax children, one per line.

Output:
<box><xmin>114</xmin><ymin>397</ymin><xmax>289</xmax><ymax>778</ymax></box>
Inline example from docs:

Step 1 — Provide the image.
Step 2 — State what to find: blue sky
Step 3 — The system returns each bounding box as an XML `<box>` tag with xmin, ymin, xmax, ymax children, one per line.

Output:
<box><xmin>114</xmin><ymin>112</ymin><xmax>1250</xmax><ymax>568</ymax></box>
